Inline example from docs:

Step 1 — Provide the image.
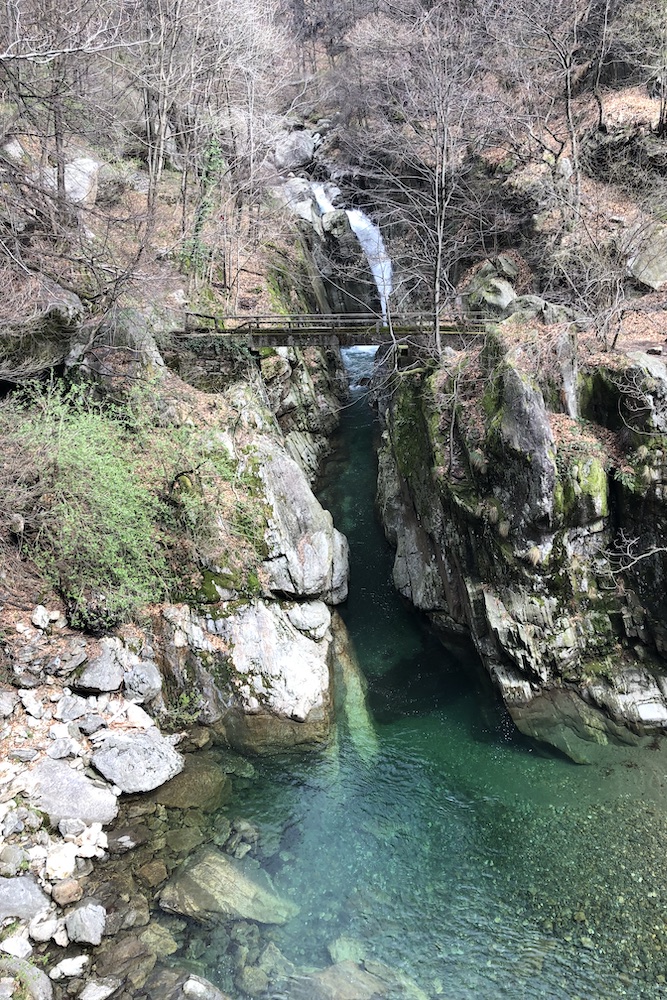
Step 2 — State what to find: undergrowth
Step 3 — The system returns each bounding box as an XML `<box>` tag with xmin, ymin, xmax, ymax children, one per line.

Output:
<box><xmin>0</xmin><ymin>379</ymin><xmax>268</xmax><ymax>631</ymax></box>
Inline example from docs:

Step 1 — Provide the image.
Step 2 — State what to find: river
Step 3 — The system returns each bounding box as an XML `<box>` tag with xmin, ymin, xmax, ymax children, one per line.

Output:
<box><xmin>203</xmin><ymin>347</ymin><xmax>667</xmax><ymax>999</ymax></box>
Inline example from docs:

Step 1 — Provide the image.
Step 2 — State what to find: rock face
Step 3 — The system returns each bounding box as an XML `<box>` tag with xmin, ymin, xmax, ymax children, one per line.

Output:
<box><xmin>273</xmin><ymin>129</ymin><xmax>316</xmax><ymax>172</ymax></box>
<box><xmin>629</xmin><ymin>224</ymin><xmax>667</xmax><ymax>291</ymax></box>
<box><xmin>269</xmin><ymin>179</ymin><xmax>383</xmax><ymax>314</ymax></box>
<box><xmin>259</xmin><ymin>441</ymin><xmax>349</xmax><ymax>603</ymax></box>
<box><xmin>374</xmin><ymin>327</ymin><xmax>667</xmax><ymax>759</ymax></box>
<box><xmin>157</xmin><ymin>598</ymin><xmax>337</xmax><ymax>753</ymax></box>
<box><xmin>90</xmin><ymin>729</ymin><xmax>184</xmax><ymax>793</ymax></box>
<box><xmin>0</xmin><ymin>276</ymin><xmax>84</xmax><ymax>383</ymax></box>
<box><xmin>159</xmin><ymin>846</ymin><xmax>299</xmax><ymax>924</ymax></box>
<box><xmin>260</xmin><ymin>346</ymin><xmax>346</xmax><ymax>484</ymax></box>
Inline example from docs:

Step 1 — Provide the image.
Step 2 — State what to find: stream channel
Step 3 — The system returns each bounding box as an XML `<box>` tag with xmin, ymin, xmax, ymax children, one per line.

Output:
<box><xmin>201</xmin><ymin>348</ymin><xmax>667</xmax><ymax>999</ymax></box>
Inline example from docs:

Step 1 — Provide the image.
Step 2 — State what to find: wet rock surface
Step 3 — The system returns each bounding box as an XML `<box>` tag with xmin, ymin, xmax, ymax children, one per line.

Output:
<box><xmin>159</xmin><ymin>845</ymin><xmax>299</xmax><ymax>924</ymax></box>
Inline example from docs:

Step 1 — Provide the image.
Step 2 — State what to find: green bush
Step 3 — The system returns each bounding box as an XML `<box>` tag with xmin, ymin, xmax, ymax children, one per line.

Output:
<box><xmin>1</xmin><ymin>385</ymin><xmax>170</xmax><ymax>630</ymax></box>
<box><xmin>0</xmin><ymin>379</ymin><xmax>270</xmax><ymax>629</ymax></box>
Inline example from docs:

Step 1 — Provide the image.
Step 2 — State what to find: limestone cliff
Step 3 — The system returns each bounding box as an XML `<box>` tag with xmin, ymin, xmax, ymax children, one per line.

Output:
<box><xmin>374</xmin><ymin>326</ymin><xmax>667</xmax><ymax>761</ymax></box>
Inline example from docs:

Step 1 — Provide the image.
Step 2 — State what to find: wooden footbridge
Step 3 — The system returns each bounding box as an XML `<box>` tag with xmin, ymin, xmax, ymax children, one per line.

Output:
<box><xmin>182</xmin><ymin>311</ymin><xmax>488</xmax><ymax>349</ymax></box>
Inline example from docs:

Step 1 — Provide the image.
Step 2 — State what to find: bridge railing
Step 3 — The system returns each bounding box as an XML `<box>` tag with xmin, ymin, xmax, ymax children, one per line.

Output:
<box><xmin>183</xmin><ymin>311</ymin><xmax>486</xmax><ymax>336</ymax></box>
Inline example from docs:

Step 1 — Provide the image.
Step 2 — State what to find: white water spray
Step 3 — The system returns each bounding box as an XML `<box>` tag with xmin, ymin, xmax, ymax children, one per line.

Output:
<box><xmin>311</xmin><ymin>182</ymin><xmax>393</xmax><ymax>322</ymax></box>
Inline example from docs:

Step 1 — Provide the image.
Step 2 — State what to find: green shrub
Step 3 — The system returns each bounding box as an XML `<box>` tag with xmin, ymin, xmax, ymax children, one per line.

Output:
<box><xmin>0</xmin><ymin>379</ymin><xmax>270</xmax><ymax>629</ymax></box>
<box><xmin>0</xmin><ymin>385</ymin><xmax>170</xmax><ymax>630</ymax></box>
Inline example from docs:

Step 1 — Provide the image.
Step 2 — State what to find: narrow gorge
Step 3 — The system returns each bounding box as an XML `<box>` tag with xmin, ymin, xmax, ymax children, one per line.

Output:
<box><xmin>4</xmin><ymin>1</ymin><xmax>667</xmax><ymax>997</ymax></box>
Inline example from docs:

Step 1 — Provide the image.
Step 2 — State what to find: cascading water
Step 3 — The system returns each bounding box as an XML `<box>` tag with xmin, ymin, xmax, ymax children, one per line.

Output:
<box><xmin>311</xmin><ymin>182</ymin><xmax>393</xmax><ymax>321</ymax></box>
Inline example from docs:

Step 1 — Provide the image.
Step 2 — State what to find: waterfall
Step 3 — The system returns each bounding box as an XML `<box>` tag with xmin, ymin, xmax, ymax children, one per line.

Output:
<box><xmin>311</xmin><ymin>182</ymin><xmax>393</xmax><ymax>321</ymax></box>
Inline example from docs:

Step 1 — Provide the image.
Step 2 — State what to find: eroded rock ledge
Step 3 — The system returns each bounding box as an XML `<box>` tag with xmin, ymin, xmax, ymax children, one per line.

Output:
<box><xmin>374</xmin><ymin>326</ymin><xmax>667</xmax><ymax>761</ymax></box>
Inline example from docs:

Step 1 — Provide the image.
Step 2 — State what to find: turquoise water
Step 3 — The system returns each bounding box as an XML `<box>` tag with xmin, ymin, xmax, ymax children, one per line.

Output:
<box><xmin>209</xmin><ymin>349</ymin><xmax>667</xmax><ymax>998</ymax></box>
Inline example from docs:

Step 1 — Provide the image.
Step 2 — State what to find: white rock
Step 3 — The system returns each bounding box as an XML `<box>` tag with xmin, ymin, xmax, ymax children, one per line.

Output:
<box><xmin>2</xmin><ymin>138</ymin><xmax>27</xmax><ymax>164</ymax></box>
<box><xmin>29</xmin><ymin>912</ymin><xmax>60</xmax><ymax>943</ymax></box>
<box><xmin>0</xmin><ymin>935</ymin><xmax>32</xmax><ymax>959</ymax></box>
<box><xmin>216</xmin><ymin>600</ymin><xmax>331</xmax><ymax>723</ymax></box>
<box><xmin>19</xmin><ymin>690</ymin><xmax>44</xmax><ymax>720</ymax></box>
<box><xmin>285</xmin><ymin>601</ymin><xmax>331</xmax><ymax>641</ymax></box>
<box><xmin>45</xmin><ymin>842</ymin><xmax>78</xmax><ymax>880</ymax></box>
<box><xmin>31</xmin><ymin>605</ymin><xmax>50</xmax><ymax>630</ymax></box>
<box><xmin>26</xmin><ymin>846</ymin><xmax>48</xmax><ymax>863</ymax></box>
<box><xmin>258</xmin><ymin>442</ymin><xmax>349</xmax><ymax>603</ymax></box>
<box><xmin>79</xmin><ymin>979</ymin><xmax>122</xmax><ymax>1000</ymax></box>
<box><xmin>48</xmin><ymin>723</ymin><xmax>72</xmax><ymax>740</ymax></box>
<box><xmin>75</xmin><ymin>823</ymin><xmax>107</xmax><ymax>857</ymax></box>
<box><xmin>49</xmin><ymin>955</ymin><xmax>89</xmax><ymax>980</ymax></box>
<box><xmin>124</xmin><ymin>703</ymin><xmax>154</xmax><ymax>729</ymax></box>
<box><xmin>53</xmin><ymin>924</ymin><xmax>69</xmax><ymax>947</ymax></box>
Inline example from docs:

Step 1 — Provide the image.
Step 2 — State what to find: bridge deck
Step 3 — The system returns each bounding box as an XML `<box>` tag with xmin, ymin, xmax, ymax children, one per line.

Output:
<box><xmin>182</xmin><ymin>311</ymin><xmax>488</xmax><ymax>348</ymax></box>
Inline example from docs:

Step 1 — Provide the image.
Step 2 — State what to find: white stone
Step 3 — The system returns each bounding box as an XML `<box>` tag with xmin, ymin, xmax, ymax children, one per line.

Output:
<box><xmin>53</xmin><ymin>924</ymin><xmax>69</xmax><ymax>947</ymax></box>
<box><xmin>19</xmin><ymin>690</ymin><xmax>44</xmax><ymax>720</ymax></box>
<box><xmin>79</xmin><ymin>980</ymin><xmax>122</xmax><ymax>1000</ymax></box>
<box><xmin>0</xmin><ymin>935</ymin><xmax>32</xmax><ymax>959</ymax></box>
<box><xmin>285</xmin><ymin>601</ymin><xmax>331</xmax><ymax>640</ymax></box>
<box><xmin>2</xmin><ymin>138</ymin><xmax>27</xmax><ymax>164</ymax></box>
<box><xmin>49</xmin><ymin>955</ymin><xmax>90</xmax><ymax>980</ymax></box>
<box><xmin>31</xmin><ymin>605</ymin><xmax>50</xmax><ymax>630</ymax></box>
<box><xmin>124</xmin><ymin>703</ymin><xmax>154</xmax><ymax>729</ymax></box>
<box><xmin>29</xmin><ymin>912</ymin><xmax>60</xmax><ymax>943</ymax></box>
<box><xmin>45</xmin><ymin>842</ymin><xmax>78</xmax><ymax>880</ymax></box>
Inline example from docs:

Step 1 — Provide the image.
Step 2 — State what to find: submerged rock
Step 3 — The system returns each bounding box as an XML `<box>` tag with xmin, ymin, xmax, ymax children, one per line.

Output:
<box><xmin>158</xmin><ymin>846</ymin><xmax>299</xmax><ymax>924</ymax></box>
<box><xmin>151</xmin><ymin>752</ymin><xmax>231</xmax><ymax>811</ymax></box>
<box><xmin>282</xmin><ymin>959</ymin><xmax>429</xmax><ymax>1000</ymax></box>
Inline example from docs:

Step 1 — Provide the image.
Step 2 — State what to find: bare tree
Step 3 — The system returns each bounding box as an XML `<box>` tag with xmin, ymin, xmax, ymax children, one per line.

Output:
<box><xmin>340</xmin><ymin>1</ymin><xmax>496</xmax><ymax>353</ymax></box>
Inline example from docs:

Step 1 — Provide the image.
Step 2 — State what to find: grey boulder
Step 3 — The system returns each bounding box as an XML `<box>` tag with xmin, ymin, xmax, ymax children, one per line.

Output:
<box><xmin>64</xmin><ymin>900</ymin><xmax>106</xmax><ymax>945</ymax></box>
<box><xmin>25</xmin><ymin>758</ymin><xmax>118</xmax><ymax>825</ymax></box>
<box><xmin>0</xmin><ymin>876</ymin><xmax>49</xmax><ymax>921</ymax></box>
<box><xmin>73</xmin><ymin>640</ymin><xmax>124</xmax><ymax>692</ymax></box>
<box><xmin>91</xmin><ymin>728</ymin><xmax>183</xmax><ymax>793</ymax></box>
<box><xmin>159</xmin><ymin>846</ymin><xmax>299</xmax><ymax>925</ymax></box>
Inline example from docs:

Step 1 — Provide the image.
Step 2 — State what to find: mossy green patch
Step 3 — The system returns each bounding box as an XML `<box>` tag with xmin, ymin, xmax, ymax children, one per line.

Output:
<box><xmin>390</xmin><ymin>380</ymin><xmax>432</xmax><ymax>483</ymax></box>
